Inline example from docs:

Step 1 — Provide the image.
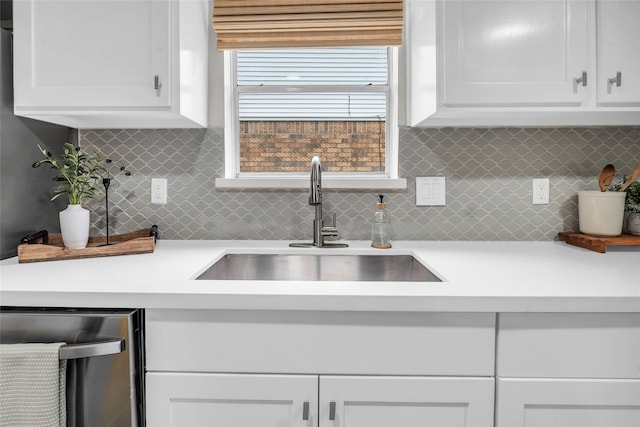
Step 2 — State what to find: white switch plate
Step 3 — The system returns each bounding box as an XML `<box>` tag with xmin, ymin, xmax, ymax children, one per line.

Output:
<box><xmin>151</xmin><ymin>178</ymin><xmax>167</xmax><ymax>204</ymax></box>
<box><xmin>416</xmin><ymin>177</ymin><xmax>446</xmax><ymax>206</ymax></box>
<box><xmin>532</xmin><ymin>178</ymin><xmax>549</xmax><ymax>205</ymax></box>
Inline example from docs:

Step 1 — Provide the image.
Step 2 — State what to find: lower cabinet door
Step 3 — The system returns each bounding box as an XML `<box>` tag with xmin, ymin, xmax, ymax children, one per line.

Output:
<box><xmin>319</xmin><ymin>376</ymin><xmax>494</xmax><ymax>427</ymax></box>
<box><xmin>146</xmin><ymin>372</ymin><xmax>318</xmax><ymax>427</ymax></box>
<box><xmin>496</xmin><ymin>378</ymin><xmax>640</xmax><ymax>427</ymax></box>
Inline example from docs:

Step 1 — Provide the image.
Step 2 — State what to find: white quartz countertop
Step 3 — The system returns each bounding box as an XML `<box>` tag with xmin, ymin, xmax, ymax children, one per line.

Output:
<box><xmin>1</xmin><ymin>240</ymin><xmax>638</xmax><ymax>312</ymax></box>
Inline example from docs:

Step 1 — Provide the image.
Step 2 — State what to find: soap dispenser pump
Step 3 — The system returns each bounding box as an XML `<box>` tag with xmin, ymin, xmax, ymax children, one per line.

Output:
<box><xmin>371</xmin><ymin>194</ymin><xmax>392</xmax><ymax>249</ymax></box>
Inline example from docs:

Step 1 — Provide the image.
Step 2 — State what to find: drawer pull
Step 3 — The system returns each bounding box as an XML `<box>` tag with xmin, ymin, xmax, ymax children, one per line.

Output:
<box><xmin>574</xmin><ymin>71</ymin><xmax>587</xmax><ymax>87</ymax></box>
<box><xmin>302</xmin><ymin>401</ymin><xmax>309</xmax><ymax>421</ymax></box>
<box><xmin>608</xmin><ymin>71</ymin><xmax>622</xmax><ymax>91</ymax></box>
<box><xmin>329</xmin><ymin>401</ymin><xmax>336</xmax><ymax>420</ymax></box>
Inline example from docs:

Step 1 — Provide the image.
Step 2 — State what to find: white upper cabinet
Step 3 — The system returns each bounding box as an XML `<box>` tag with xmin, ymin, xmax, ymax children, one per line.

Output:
<box><xmin>15</xmin><ymin>0</ymin><xmax>170</xmax><ymax>109</ymax></box>
<box><xmin>596</xmin><ymin>0</ymin><xmax>640</xmax><ymax>106</ymax></box>
<box><xmin>441</xmin><ymin>0</ymin><xmax>588</xmax><ymax>107</ymax></box>
<box><xmin>13</xmin><ymin>0</ymin><xmax>208</xmax><ymax>128</ymax></box>
<box><xmin>404</xmin><ymin>0</ymin><xmax>640</xmax><ymax>126</ymax></box>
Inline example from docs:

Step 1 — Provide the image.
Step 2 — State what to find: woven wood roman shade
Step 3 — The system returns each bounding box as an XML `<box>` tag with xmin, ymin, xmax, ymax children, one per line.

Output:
<box><xmin>212</xmin><ymin>0</ymin><xmax>404</xmax><ymax>50</ymax></box>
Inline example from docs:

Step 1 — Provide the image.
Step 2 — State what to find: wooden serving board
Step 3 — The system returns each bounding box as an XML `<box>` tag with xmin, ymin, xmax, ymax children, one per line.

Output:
<box><xmin>557</xmin><ymin>232</ymin><xmax>640</xmax><ymax>253</ymax></box>
<box><xmin>18</xmin><ymin>227</ymin><xmax>157</xmax><ymax>263</ymax></box>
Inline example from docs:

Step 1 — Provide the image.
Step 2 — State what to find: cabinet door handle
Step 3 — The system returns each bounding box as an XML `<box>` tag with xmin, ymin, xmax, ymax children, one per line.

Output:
<box><xmin>329</xmin><ymin>401</ymin><xmax>336</xmax><ymax>420</ymax></box>
<box><xmin>574</xmin><ymin>71</ymin><xmax>587</xmax><ymax>87</ymax></box>
<box><xmin>154</xmin><ymin>75</ymin><xmax>162</xmax><ymax>90</ymax></box>
<box><xmin>302</xmin><ymin>401</ymin><xmax>309</xmax><ymax>421</ymax></box>
<box><xmin>608</xmin><ymin>71</ymin><xmax>622</xmax><ymax>88</ymax></box>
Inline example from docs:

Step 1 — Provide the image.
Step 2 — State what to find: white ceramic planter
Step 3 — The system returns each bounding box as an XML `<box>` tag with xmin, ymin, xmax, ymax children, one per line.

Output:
<box><xmin>627</xmin><ymin>212</ymin><xmax>640</xmax><ymax>236</ymax></box>
<box><xmin>59</xmin><ymin>204</ymin><xmax>90</xmax><ymax>249</ymax></box>
<box><xmin>578</xmin><ymin>191</ymin><xmax>626</xmax><ymax>237</ymax></box>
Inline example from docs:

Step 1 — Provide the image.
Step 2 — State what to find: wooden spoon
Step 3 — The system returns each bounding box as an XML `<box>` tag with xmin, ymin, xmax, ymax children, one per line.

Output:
<box><xmin>598</xmin><ymin>164</ymin><xmax>616</xmax><ymax>191</ymax></box>
<box><xmin>618</xmin><ymin>162</ymin><xmax>640</xmax><ymax>192</ymax></box>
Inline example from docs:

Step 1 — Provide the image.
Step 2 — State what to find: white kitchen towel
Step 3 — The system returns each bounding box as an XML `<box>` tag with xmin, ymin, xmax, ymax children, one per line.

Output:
<box><xmin>0</xmin><ymin>343</ymin><xmax>67</xmax><ymax>427</ymax></box>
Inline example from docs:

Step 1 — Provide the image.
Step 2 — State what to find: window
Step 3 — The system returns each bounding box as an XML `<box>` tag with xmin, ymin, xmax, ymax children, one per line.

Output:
<box><xmin>218</xmin><ymin>47</ymin><xmax>404</xmax><ymax>190</ymax></box>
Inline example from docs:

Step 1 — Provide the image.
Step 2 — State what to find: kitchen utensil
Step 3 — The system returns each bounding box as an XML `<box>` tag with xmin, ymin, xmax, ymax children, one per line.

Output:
<box><xmin>618</xmin><ymin>162</ymin><xmax>640</xmax><ymax>192</ymax></box>
<box><xmin>598</xmin><ymin>164</ymin><xmax>616</xmax><ymax>191</ymax></box>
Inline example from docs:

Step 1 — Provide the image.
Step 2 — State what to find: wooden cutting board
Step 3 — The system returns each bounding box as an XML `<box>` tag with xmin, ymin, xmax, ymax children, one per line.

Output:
<box><xmin>558</xmin><ymin>232</ymin><xmax>640</xmax><ymax>253</ymax></box>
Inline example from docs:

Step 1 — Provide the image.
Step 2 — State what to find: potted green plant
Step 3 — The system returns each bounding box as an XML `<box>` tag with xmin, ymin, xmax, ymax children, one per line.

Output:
<box><xmin>623</xmin><ymin>181</ymin><xmax>640</xmax><ymax>235</ymax></box>
<box><xmin>32</xmin><ymin>142</ymin><xmax>130</xmax><ymax>249</ymax></box>
<box><xmin>613</xmin><ymin>177</ymin><xmax>640</xmax><ymax>236</ymax></box>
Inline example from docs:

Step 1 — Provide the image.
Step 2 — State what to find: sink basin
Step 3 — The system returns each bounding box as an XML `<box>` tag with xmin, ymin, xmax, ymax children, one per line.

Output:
<box><xmin>196</xmin><ymin>254</ymin><xmax>442</xmax><ymax>282</ymax></box>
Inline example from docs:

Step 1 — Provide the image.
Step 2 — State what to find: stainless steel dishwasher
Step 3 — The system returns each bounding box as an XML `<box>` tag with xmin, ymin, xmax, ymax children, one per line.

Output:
<box><xmin>0</xmin><ymin>307</ymin><xmax>145</xmax><ymax>426</ymax></box>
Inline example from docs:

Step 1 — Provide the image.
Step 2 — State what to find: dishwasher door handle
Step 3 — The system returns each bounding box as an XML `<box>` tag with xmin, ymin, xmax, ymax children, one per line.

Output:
<box><xmin>59</xmin><ymin>339</ymin><xmax>125</xmax><ymax>360</ymax></box>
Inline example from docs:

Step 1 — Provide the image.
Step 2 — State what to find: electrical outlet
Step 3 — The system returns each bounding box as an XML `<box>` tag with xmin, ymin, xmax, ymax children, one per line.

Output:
<box><xmin>151</xmin><ymin>178</ymin><xmax>167</xmax><ymax>204</ymax></box>
<box><xmin>532</xmin><ymin>178</ymin><xmax>549</xmax><ymax>205</ymax></box>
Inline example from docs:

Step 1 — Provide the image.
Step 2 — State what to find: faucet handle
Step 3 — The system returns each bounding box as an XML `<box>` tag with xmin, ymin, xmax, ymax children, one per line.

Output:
<box><xmin>322</xmin><ymin>212</ymin><xmax>339</xmax><ymax>237</ymax></box>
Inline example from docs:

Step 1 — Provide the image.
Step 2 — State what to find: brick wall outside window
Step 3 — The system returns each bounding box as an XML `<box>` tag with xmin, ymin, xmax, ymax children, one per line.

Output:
<box><xmin>240</xmin><ymin>120</ymin><xmax>386</xmax><ymax>173</ymax></box>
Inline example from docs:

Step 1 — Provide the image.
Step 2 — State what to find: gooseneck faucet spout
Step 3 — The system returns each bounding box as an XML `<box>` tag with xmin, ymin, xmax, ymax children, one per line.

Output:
<box><xmin>310</xmin><ymin>156</ymin><xmax>329</xmax><ymax>246</ymax></box>
<box><xmin>310</xmin><ymin>156</ymin><xmax>322</xmax><ymax>206</ymax></box>
<box><xmin>289</xmin><ymin>157</ymin><xmax>348</xmax><ymax>248</ymax></box>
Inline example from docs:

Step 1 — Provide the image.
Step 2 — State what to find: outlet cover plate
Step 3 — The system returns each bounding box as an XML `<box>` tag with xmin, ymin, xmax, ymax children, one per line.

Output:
<box><xmin>532</xmin><ymin>178</ymin><xmax>549</xmax><ymax>205</ymax></box>
<box><xmin>151</xmin><ymin>178</ymin><xmax>167</xmax><ymax>204</ymax></box>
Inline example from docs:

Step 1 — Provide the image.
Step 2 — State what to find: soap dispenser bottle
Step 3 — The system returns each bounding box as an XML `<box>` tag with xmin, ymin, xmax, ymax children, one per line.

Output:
<box><xmin>371</xmin><ymin>194</ymin><xmax>392</xmax><ymax>249</ymax></box>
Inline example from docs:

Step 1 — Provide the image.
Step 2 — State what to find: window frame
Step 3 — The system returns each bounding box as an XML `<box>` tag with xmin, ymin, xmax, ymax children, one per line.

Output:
<box><xmin>216</xmin><ymin>48</ymin><xmax>405</xmax><ymax>190</ymax></box>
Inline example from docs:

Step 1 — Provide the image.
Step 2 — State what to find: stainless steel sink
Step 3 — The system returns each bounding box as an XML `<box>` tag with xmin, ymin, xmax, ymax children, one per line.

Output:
<box><xmin>196</xmin><ymin>254</ymin><xmax>442</xmax><ymax>282</ymax></box>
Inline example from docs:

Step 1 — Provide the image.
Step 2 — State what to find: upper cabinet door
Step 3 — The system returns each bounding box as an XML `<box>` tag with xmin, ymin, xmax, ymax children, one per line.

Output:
<box><xmin>13</xmin><ymin>0</ymin><xmax>170</xmax><ymax>109</ymax></box>
<box><xmin>440</xmin><ymin>0</ymin><xmax>589</xmax><ymax>107</ymax></box>
<box><xmin>596</xmin><ymin>0</ymin><xmax>640</xmax><ymax>106</ymax></box>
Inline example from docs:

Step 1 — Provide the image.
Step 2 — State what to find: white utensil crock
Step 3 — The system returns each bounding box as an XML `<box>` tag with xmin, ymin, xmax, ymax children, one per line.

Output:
<box><xmin>59</xmin><ymin>204</ymin><xmax>90</xmax><ymax>249</ymax></box>
<box><xmin>578</xmin><ymin>191</ymin><xmax>626</xmax><ymax>237</ymax></box>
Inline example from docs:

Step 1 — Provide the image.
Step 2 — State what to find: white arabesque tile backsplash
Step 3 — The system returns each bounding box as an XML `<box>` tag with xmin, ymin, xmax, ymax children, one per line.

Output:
<box><xmin>81</xmin><ymin>127</ymin><xmax>640</xmax><ymax>241</ymax></box>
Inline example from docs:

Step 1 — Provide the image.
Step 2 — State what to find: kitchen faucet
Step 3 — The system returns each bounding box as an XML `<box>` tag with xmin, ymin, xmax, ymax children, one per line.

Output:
<box><xmin>290</xmin><ymin>156</ymin><xmax>348</xmax><ymax>248</ymax></box>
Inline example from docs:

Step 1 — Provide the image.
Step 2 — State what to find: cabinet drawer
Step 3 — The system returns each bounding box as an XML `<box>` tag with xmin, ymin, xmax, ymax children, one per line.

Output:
<box><xmin>146</xmin><ymin>309</ymin><xmax>495</xmax><ymax>375</ymax></box>
<box><xmin>498</xmin><ymin>313</ymin><xmax>640</xmax><ymax>378</ymax></box>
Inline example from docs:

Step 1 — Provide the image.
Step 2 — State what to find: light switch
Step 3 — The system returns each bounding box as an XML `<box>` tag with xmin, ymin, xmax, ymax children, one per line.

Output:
<box><xmin>416</xmin><ymin>177</ymin><xmax>446</xmax><ymax>206</ymax></box>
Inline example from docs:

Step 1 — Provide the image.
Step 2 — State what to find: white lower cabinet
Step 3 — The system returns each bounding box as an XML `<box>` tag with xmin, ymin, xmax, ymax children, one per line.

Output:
<box><xmin>146</xmin><ymin>373</ymin><xmax>494</xmax><ymax>427</ymax></box>
<box><xmin>319</xmin><ymin>376</ymin><xmax>494</xmax><ymax>427</ymax></box>
<box><xmin>146</xmin><ymin>373</ymin><xmax>318</xmax><ymax>427</ymax></box>
<box><xmin>144</xmin><ymin>310</ymin><xmax>497</xmax><ymax>427</ymax></box>
<box><xmin>496</xmin><ymin>378</ymin><xmax>640</xmax><ymax>427</ymax></box>
<box><xmin>496</xmin><ymin>313</ymin><xmax>640</xmax><ymax>427</ymax></box>
<box><xmin>145</xmin><ymin>310</ymin><xmax>640</xmax><ymax>426</ymax></box>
